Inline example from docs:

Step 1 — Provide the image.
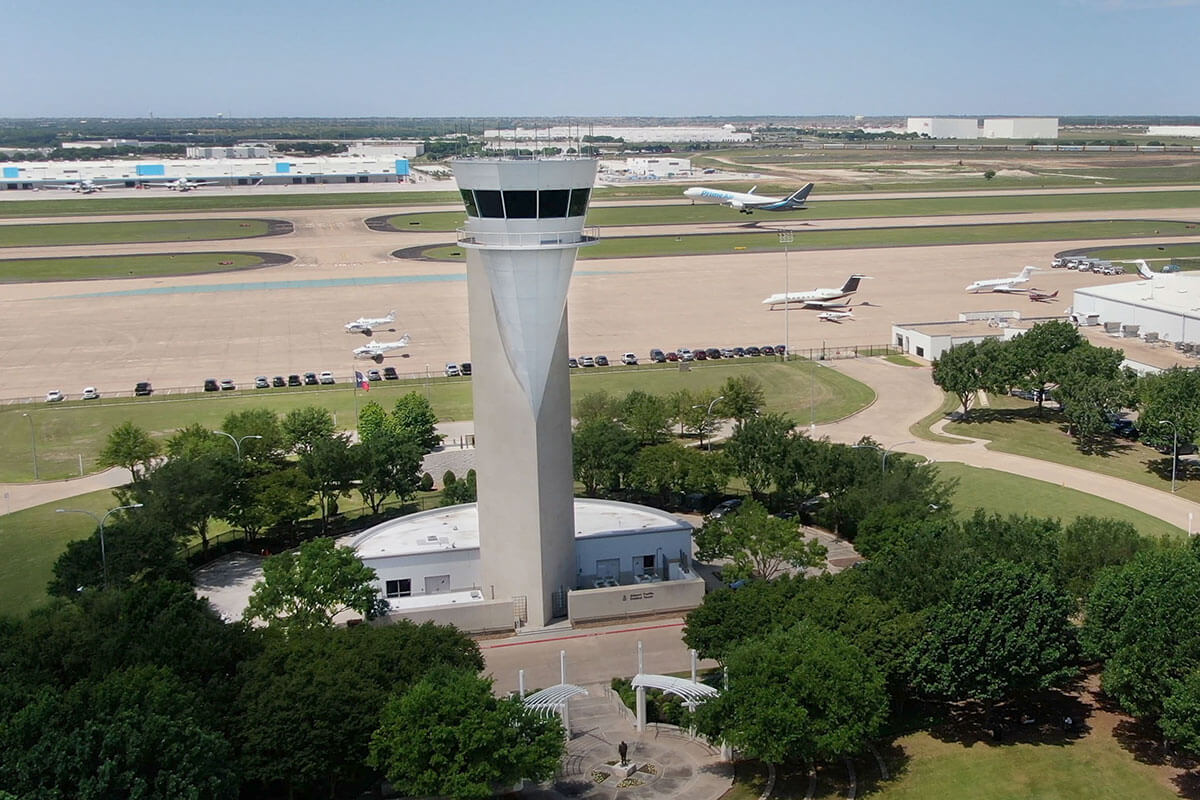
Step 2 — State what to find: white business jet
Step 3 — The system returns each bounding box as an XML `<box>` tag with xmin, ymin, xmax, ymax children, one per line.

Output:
<box><xmin>683</xmin><ymin>182</ymin><xmax>814</xmax><ymax>214</ymax></box>
<box><xmin>345</xmin><ymin>310</ymin><xmax>397</xmax><ymax>335</ymax></box>
<box><xmin>762</xmin><ymin>275</ymin><xmax>870</xmax><ymax>310</ymax></box>
<box><xmin>965</xmin><ymin>266</ymin><xmax>1039</xmax><ymax>293</ymax></box>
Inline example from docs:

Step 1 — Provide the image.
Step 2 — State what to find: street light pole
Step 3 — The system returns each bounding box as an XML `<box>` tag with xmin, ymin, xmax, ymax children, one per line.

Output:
<box><xmin>214</xmin><ymin>430</ymin><xmax>263</xmax><ymax>460</ymax></box>
<box><xmin>692</xmin><ymin>395</ymin><xmax>725</xmax><ymax>451</ymax></box>
<box><xmin>853</xmin><ymin>440</ymin><xmax>915</xmax><ymax>476</ymax></box>
<box><xmin>779</xmin><ymin>230</ymin><xmax>794</xmax><ymax>362</ymax></box>
<box><xmin>1159</xmin><ymin>419</ymin><xmax>1179</xmax><ymax>493</ymax></box>
<box><xmin>55</xmin><ymin>503</ymin><xmax>143</xmax><ymax>589</ymax></box>
<box><xmin>21</xmin><ymin>413</ymin><xmax>38</xmax><ymax>480</ymax></box>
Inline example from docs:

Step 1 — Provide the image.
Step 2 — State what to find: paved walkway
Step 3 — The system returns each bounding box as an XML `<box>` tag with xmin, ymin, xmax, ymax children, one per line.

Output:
<box><xmin>521</xmin><ymin>687</ymin><xmax>732</xmax><ymax>800</ymax></box>
<box><xmin>0</xmin><ymin>465</ymin><xmax>132</xmax><ymax>515</ymax></box>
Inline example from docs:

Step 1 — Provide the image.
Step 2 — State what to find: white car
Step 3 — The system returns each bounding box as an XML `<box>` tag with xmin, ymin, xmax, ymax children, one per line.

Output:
<box><xmin>45</xmin><ymin>389</ymin><xmax>64</xmax><ymax>403</ymax></box>
<box><xmin>676</xmin><ymin>348</ymin><xmax>694</xmax><ymax>362</ymax></box>
<box><xmin>621</xmin><ymin>353</ymin><xmax>638</xmax><ymax>365</ymax></box>
<box><xmin>578</xmin><ymin>355</ymin><xmax>595</xmax><ymax>367</ymax></box>
<box><xmin>318</xmin><ymin>371</ymin><xmax>335</xmax><ymax>385</ymax></box>
<box><xmin>81</xmin><ymin>387</ymin><xmax>100</xmax><ymax>400</ymax></box>
<box><xmin>445</xmin><ymin>363</ymin><xmax>461</xmax><ymax>377</ymax></box>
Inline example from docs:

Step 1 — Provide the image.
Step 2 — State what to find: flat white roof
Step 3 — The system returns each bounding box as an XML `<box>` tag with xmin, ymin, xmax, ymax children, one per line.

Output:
<box><xmin>388</xmin><ymin>589</ymin><xmax>484</xmax><ymax>611</ymax></box>
<box><xmin>1075</xmin><ymin>273</ymin><xmax>1200</xmax><ymax>316</ymax></box>
<box><xmin>346</xmin><ymin>498</ymin><xmax>692</xmax><ymax>560</ymax></box>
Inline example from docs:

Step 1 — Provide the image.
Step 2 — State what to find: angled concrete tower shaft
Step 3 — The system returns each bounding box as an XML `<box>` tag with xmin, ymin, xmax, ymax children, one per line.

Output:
<box><xmin>450</xmin><ymin>158</ymin><xmax>598</xmax><ymax>627</ymax></box>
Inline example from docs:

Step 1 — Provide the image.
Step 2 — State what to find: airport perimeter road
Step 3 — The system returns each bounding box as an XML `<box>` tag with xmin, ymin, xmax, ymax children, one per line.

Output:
<box><xmin>480</xmin><ymin>618</ymin><xmax>717</xmax><ymax>694</ymax></box>
<box><xmin>818</xmin><ymin>358</ymin><xmax>1200</xmax><ymax>532</ymax></box>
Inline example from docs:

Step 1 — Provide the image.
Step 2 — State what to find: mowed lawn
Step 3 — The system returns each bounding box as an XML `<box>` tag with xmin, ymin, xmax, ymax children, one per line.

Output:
<box><xmin>0</xmin><ymin>251</ymin><xmax>277</xmax><ymax>282</ymax></box>
<box><xmin>420</xmin><ymin>219</ymin><xmax>1200</xmax><ymax>262</ymax></box>
<box><xmin>942</xmin><ymin>405</ymin><xmax>1200</xmax><ymax>506</ymax></box>
<box><xmin>0</xmin><ymin>360</ymin><xmax>868</xmax><ymax>482</ymax></box>
<box><xmin>935</xmin><ymin>462</ymin><xmax>1184</xmax><ymax>539</ymax></box>
<box><xmin>0</xmin><ymin>218</ymin><xmax>275</xmax><ymax>247</ymax></box>
<box><xmin>387</xmin><ymin>189</ymin><xmax>1200</xmax><ymax>231</ymax></box>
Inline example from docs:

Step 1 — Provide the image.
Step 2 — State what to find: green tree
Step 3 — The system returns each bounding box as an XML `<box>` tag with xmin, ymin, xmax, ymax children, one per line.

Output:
<box><xmin>282</xmin><ymin>405</ymin><xmax>336</xmax><ymax>456</ymax></box>
<box><xmin>618</xmin><ymin>390</ymin><xmax>673</xmax><ymax>445</ymax></box>
<box><xmin>48</xmin><ymin>514</ymin><xmax>189</xmax><ymax>596</ymax></box>
<box><xmin>441</xmin><ymin>469</ymin><xmax>477</xmax><ymax>506</ymax></box>
<box><xmin>1057</xmin><ymin>516</ymin><xmax>1145</xmax><ymax>602</ymax></box>
<box><xmin>694</xmin><ymin>499</ymin><xmax>826</xmax><ymax>581</ymax></box>
<box><xmin>245</xmin><ymin>537</ymin><xmax>382</xmax><ymax>628</ymax></box>
<box><xmin>392</xmin><ymin>392</ymin><xmax>441</xmax><ymax>452</ymax></box>
<box><xmin>354</xmin><ymin>429</ymin><xmax>422</xmax><ymax>514</ymax></box>
<box><xmin>0</xmin><ymin>665</ymin><xmax>237</xmax><ymax>800</ymax></box>
<box><xmin>165</xmin><ymin>422</ymin><xmax>226</xmax><ymax>460</ymax></box>
<box><xmin>694</xmin><ymin>622</ymin><xmax>888</xmax><ymax>764</ymax></box>
<box><xmin>678</xmin><ymin>389</ymin><xmax>726</xmax><ymax>445</ymax></box>
<box><xmin>908</xmin><ymin>561</ymin><xmax>1077</xmax><ymax>704</ymax></box>
<box><xmin>931</xmin><ymin>338</ymin><xmax>1009</xmax><ymax>417</ymax></box>
<box><xmin>719</xmin><ymin>374</ymin><xmax>766</xmax><ymax>426</ymax></box>
<box><xmin>300</xmin><ymin>433</ymin><xmax>357</xmax><ymax>526</ymax></box>
<box><xmin>1052</xmin><ymin>344</ymin><xmax>1137</xmax><ymax>450</ymax></box>
<box><xmin>369</xmin><ymin>667</ymin><xmax>564</xmax><ymax>800</ymax></box>
<box><xmin>629</xmin><ymin>442</ymin><xmax>730</xmax><ymax>503</ymax></box>
<box><xmin>1139</xmin><ymin>367</ymin><xmax>1200</xmax><ymax>454</ymax></box>
<box><xmin>131</xmin><ymin>452</ymin><xmax>232</xmax><ymax>553</ymax></box>
<box><xmin>1162</xmin><ymin>669</ymin><xmax>1200</xmax><ymax>754</ymax></box>
<box><xmin>237</xmin><ymin>622</ymin><xmax>482</xmax><ymax>799</ymax></box>
<box><xmin>984</xmin><ymin>169</ymin><xmax>997</xmax><ymax>180</ymax></box>
<box><xmin>219</xmin><ymin>407</ymin><xmax>286</xmax><ymax>463</ymax></box>
<box><xmin>574</xmin><ymin>389</ymin><xmax>619</xmax><ymax>425</ymax></box>
<box><xmin>572</xmin><ymin>418</ymin><xmax>639</xmax><ymax>495</ymax></box>
<box><xmin>357</xmin><ymin>399</ymin><xmax>389</xmax><ymax>443</ymax></box>
<box><xmin>683</xmin><ymin>576</ymin><xmax>805</xmax><ymax>664</ymax></box>
<box><xmin>724</xmin><ymin>413</ymin><xmax>796</xmax><ymax>500</ymax></box>
<box><xmin>96</xmin><ymin>420</ymin><xmax>160</xmax><ymax>481</ymax></box>
<box><xmin>1008</xmin><ymin>320</ymin><xmax>1084</xmax><ymax>409</ymax></box>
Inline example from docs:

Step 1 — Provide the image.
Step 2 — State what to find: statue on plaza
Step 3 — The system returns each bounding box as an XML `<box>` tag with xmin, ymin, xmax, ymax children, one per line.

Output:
<box><xmin>618</xmin><ymin>740</ymin><xmax>628</xmax><ymax>766</ymax></box>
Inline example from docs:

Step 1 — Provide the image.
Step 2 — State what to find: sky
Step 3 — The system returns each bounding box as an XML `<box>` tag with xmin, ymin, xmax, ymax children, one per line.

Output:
<box><xmin>2</xmin><ymin>0</ymin><xmax>1198</xmax><ymax>118</ymax></box>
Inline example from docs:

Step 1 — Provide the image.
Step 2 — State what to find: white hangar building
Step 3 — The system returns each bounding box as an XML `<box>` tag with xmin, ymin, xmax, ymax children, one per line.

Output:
<box><xmin>1072</xmin><ymin>273</ymin><xmax>1200</xmax><ymax>347</ymax></box>
<box><xmin>345</xmin><ymin>498</ymin><xmax>705</xmax><ymax>633</ymax></box>
<box><xmin>906</xmin><ymin>117</ymin><xmax>981</xmax><ymax>139</ymax></box>
<box><xmin>982</xmin><ymin>118</ymin><xmax>1059</xmax><ymax>140</ymax></box>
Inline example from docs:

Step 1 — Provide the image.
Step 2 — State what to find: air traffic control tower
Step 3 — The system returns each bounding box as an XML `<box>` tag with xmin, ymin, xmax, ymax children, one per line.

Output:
<box><xmin>450</xmin><ymin>158</ymin><xmax>598</xmax><ymax>627</ymax></box>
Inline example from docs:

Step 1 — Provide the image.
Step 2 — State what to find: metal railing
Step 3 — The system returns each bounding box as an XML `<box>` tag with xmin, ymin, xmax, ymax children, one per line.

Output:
<box><xmin>455</xmin><ymin>226</ymin><xmax>599</xmax><ymax>248</ymax></box>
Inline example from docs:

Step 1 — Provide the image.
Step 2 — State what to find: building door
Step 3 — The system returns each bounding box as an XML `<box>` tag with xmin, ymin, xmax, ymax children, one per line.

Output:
<box><xmin>596</xmin><ymin>559</ymin><xmax>620</xmax><ymax>580</ymax></box>
<box><xmin>424</xmin><ymin>575</ymin><xmax>450</xmax><ymax>594</ymax></box>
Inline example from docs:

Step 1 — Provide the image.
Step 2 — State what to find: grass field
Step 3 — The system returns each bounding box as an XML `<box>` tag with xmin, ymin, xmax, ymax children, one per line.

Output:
<box><xmin>935</xmin><ymin>462</ymin><xmax>1184</xmax><ymax>540</ymax></box>
<box><xmin>0</xmin><ymin>360</ymin><xmax>868</xmax><ymax>483</ymax></box>
<box><xmin>0</xmin><ymin>219</ymin><xmax>278</xmax><ymax>247</ymax></box>
<box><xmin>942</xmin><ymin>405</ymin><xmax>1200</xmax><ymax>505</ymax></box>
<box><xmin>0</xmin><ymin>251</ymin><xmax>280</xmax><ymax>282</ymax></box>
<box><xmin>418</xmin><ymin>219</ymin><xmax>1200</xmax><ymax>262</ymax></box>
<box><xmin>385</xmin><ymin>190</ymin><xmax>1200</xmax><ymax>232</ymax></box>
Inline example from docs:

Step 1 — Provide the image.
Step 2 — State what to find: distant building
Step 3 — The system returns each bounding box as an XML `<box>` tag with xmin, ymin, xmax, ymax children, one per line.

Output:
<box><xmin>1146</xmin><ymin>125</ymin><xmax>1200</xmax><ymax>138</ymax></box>
<box><xmin>625</xmin><ymin>156</ymin><xmax>691</xmax><ymax>177</ymax></box>
<box><xmin>59</xmin><ymin>138</ymin><xmax>147</xmax><ymax>150</ymax></box>
<box><xmin>186</xmin><ymin>145</ymin><xmax>271</xmax><ymax>159</ymax></box>
<box><xmin>982</xmin><ymin>118</ymin><xmax>1059</xmax><ymax>140</ymax></box>
<box><xmin>905</xmin><ymin>117</ymin><xmax>981</xmax><ymax>139</ymax></box>
<box><xmin>347</xmin><ymin>140</ymin><xmax>426</xmax><ymax>158</ymax></box>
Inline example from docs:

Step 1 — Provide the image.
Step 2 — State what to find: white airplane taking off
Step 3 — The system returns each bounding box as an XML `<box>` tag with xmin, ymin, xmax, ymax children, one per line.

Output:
<box><xmin>683</xmin><ymin>182</ymin><xmax>814</xmax><ymax>214</ymax></box>
<box><xmin>817</xmin><ymin>310</ymin><xmax>854</xmax><ymax>323</ymax></box>
<box><xmin>345</xmin><ymin>310</ymin><xmax>396</xmax><ymax>335</ymax></box>
<box><xmin>965</xmin><ymin>266</ymin><xmax>1039</xmax><ymax>293</ymax></box>
<box><xmin>141</xmin><ymin>178</ymin><xmax>217</xmax><ymax>192</ymax></box>
<box><xmin>762</xmin><ymin>275</ymin><xmax>870</xmax><ymax>310</ymax></box>
<box><xmin>353</xmin><ymin>335</ymin><xmax>411</xmax><ymax>363</ymax></box>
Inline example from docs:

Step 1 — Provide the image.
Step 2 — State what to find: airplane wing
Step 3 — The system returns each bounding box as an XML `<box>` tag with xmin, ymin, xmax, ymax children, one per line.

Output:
<box><xmin>993</xmin><ymin>285</ymin><xmax>1030</xmax><ymax>293</ymax></box>
<box><xmin>802</xmin><ymin>299</ymin><xmax>851</xmax><ymax>309</ymax></box>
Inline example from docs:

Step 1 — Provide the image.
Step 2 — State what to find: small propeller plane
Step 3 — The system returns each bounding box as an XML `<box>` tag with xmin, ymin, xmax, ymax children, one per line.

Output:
<box><xmin>345</xmin><ymin>310</ymin><xmax>397</xmax><ymax>335</ymax></box>
<box><xmin>817</xmin><ymin>310</ymin><xmax>854</xmax><ymax>323</ymax></box>
<box><xmin>1028</xmin><ymin>289</ymin><xmax>1059</xmax><ymax>303</ymax></box>
<box><xmin>353</xmin><ymin>335</ymin><xmax>411</xmax><ymax>363</ymax></box>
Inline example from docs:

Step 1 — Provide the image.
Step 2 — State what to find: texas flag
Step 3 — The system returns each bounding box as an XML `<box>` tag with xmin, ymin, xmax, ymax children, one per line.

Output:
<box><xmin>355</xmin><ymin>371</ymin><xmax>369</xmax><ymax>391</ymax></box>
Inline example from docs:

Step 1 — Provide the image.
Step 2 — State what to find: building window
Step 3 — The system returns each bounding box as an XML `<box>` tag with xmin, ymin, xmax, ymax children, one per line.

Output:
<box><xmin>503</xmin><ymin>190</ymin><xmax>537</xmax><ymax>219</ymax></box>
<box><xmin>915</xmin><ymin>345</ymin><xmax>925</xmax><ymax>357</ymax></box>
<box><xmin>385</xmin><ymin>578</ymin><xmax>411</xmax><ymax>598</ymax></box>
<box><xmin>460</xmin><ymin>189</ymin><xmax>479</xmax><ymax>217</ymax></box>
<box><xmin>474</xmin><ymin>189</ymin><xmax>505</xmax><ymax>218</ymax></box>
<box><xmin>639</xmin><ymin>554</ymin><xmax>656</xmax><ymax>575</ymax></box>
<box><xmin>567</xmin><ymin>187</ymin><xmax>591</xmax><ymax>217</ymax></box>
<box><xmin>538</xmin><ymin>189</ymin><xmax>569</xmax><ymax>218</ymax></box>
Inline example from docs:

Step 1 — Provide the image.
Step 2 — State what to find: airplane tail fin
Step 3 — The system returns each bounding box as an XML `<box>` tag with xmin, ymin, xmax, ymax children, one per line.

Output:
<box><xmin>386</xmin><ymin>310</ymin><xmax>396</xmax><ymax>322</ymax></box>
<box><xmin>840</xmin><ymin>273</ymin><xmax>868</xmax><ymax>293</ymax></box>
<box><xmin>786</xmin><ymin>183</ymin><xmax>815</xmax><ymax>206</ymax></box>
<box><xmin>399</xmin><ymin>333</ymin><xmax>410</xmax><ymax>346</ymax></box>
<box><xmin>1019</xmin><ymin>265</ymin><xmax>1038</xmax><ymax>279</ymax></box>
<box><xmin>748</xmin><ymin>185</ymin><xmax>758</xmax><ymax>195</ymax></box>
<box><xmin>1136</xmin><ymin>260</ymin><xmax>1155</xmax><ymax>279</ymax></box>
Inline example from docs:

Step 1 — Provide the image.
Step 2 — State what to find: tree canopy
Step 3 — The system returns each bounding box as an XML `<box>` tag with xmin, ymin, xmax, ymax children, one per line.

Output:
<box><xmin>245</xmin><ymin>537</ymin><xmax>382</xmax><ymax>628</ymax></box>
<box><xmin>694</xmin><ymin>499</ymin><xmax>826</xmax><ymax>581</ymax></box>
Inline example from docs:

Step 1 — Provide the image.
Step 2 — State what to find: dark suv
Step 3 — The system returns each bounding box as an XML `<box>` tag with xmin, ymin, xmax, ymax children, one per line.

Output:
<box><xmin>287</xmin><ymin>374</ymin><xmax>302</xmax><ymax>387</ymax></box>
<box><xmin>203</xmin><ymin>378</ymin><xmax>219</xmax><ymax>392</ymax></box>
<box><xmin>134</xmin><ymin>381</ymin><xmax>153</xmax><ymax>396</ymax></box>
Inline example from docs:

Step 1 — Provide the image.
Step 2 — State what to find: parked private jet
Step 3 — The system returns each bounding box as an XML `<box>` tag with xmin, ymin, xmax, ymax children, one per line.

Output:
<box><xmin>353</xmin><ymin>335</ymin><xmax>411</xmax><ymax>363</ymax></box>
<box><xmin>683</xmin><ymin>182</ymin><xmax>814</xmax><ymax>214</ymax></box>
<box><xmin>817</xmin><ymin>310</ymin><xmax>854</xmax><ymax>323</ymax></box>
<box><xmin>1028</xmin><ymin>289</ymin><xmax>1059</xmax><ymax>303</ymax></box>
<box><xmin>39</xmin><ymin>179</ymin><xmax>109</xmax><ymax>194</ymax></box>
<box><xmin>141</xmin><ymin>178</ymin><xmax>217</xmax><ymax>192</ymax></box>
<box><xmin>345</xmin><ymin>310</ymin><xmax>397</xmax><ymax>335</ymax></box>
<box><xmin>965</xmin><ymin>266</ymin><xmax>1039</xmax><ymax>293</ymax></box>
<box><xmin>762</xmin><ymin>275</ymin><xmax>870</xmax><ymax>310</ymax></box>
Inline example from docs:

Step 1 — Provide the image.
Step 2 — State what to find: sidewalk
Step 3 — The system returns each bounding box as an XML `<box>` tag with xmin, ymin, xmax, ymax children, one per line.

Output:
<box><xmin>0</xmin><ymin>466</ymin><xmax>132</xmax><ymax>515</ymax></box>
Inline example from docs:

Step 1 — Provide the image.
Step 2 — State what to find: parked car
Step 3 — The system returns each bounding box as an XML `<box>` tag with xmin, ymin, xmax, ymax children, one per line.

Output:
<box><xmin>693</xmin><ymin>349</ymin><xmax>708</xmax><ymax>361</ymax></box>
<box><xmin>1109</xmin><ymin>419</ymin><xmax>1139</xmax><ymax>440</ymax></box>
<box><xmin>203</xmin><ymin>378</ymin><xmax>219</xmax><ymax>392</ymax></box>
<box><xmin>579</xmin><ymin>356</ymin><xmax>595</xmax><ymax>367</ymax></box>
<box><xmin>303</xmin><ymin>372</ymin><xmax>319</xmax><ymax>386</ymax></box>
<box><xmin>382</xmin><ymin>366</ymin><xmax>399</xmax><ymax>380</ymax></box>
<box><xmin>720</xmin><ymin>348</ymin><xmax>736</xmax><ymax>359</ymax></box>
<box><xmin>254</xmin><ymin>376</ymin><xmax>270</xmax><ymax>389</ymax></box>
<box><xmin>445</xmin><ymin>363</ymin><xmax>461</xmax><ymax>377</ymax></box>
<box><xmin>272</xmin><ymin>376</ymin><xmax>286</xmax><ymax>387</ymax></box>
<box><xmin>706</xmin><ymin>498</ymin><xmax>743</xmax><ymax>520</ymax></box>
<box><xmin>81</xmin><ymin>387</ymin><xmax>100</xmax><ymax>400</ymax></box>
<box><xmin>367</xmin><ymin>369</ymin><xmax>382</xmax><ymax>382</ymax></box>
<box><xmin>622</xmin><ymin>353</ymin><xmax>639</xmax><ymax>365</ymax></box>
<box><xmin>705</xmin><ymin>348</ymin><xmax>721</xmax><ymax>359</ymax></box>
<box><xmin>776</xmin><ymin>345</ymin><xmax>787</xmax><ymax>356</ymax></box>
<box><xmin>595</xmin><ymin>355</ymin><xmax>609</xmax><ymax>367</ymax></box>
<box><xmin>288</xmin><ymin>374</ymin><xmax>303</xmax><ymax>387</ymax></box>
<box><xmin>732</xmin><ymin>347</ymin><xmax>746</xmax><ymax>358</ymax></box>
<box><xmin>134</xmin><ymin>381</ymin><xmax>153</xmax><ymax>396</ymax></box>
<box><xmin>568</xmin><ymin>357</ymin><xmax>579</xmax><ymax>368</ymax></box>
<box><xmin>761</xmin><ymin>345</ymin><xmax>776</xmax><ymax>356</ymax></box>
<box><xmin>649</xmin><ymin>348</ymin><xmax>666</xmax><ymax>363</ymax></box>
<box><xmin>745</xmin><ymin>346</ymin><xmax>762</xmax><ymax>357</ymax></box>
<box><xmin>460</xmin><ymin>362</ymin><xmax>472</xmax><ymax>376</ymax></box>
<box><xmin>677</xmin><ymin>348</ymin><xmax>694</xmax><ymax>362</ymax></box>
<box><xmin>45</xmin><ymin>389</ymin><xmax>64</xmax><ymax>403</ymax></box>
<box><xmin>219</xmin><ymin>379</ymin><xmax>236</xmax><ymax>391</ymax></box>
<box><xmin>665</xmin><ymin>351</ymin><xmax>679</xmax><ymax>362</ymax></box>
<box><xmin>318</xmin><ymin>371</ymin><xmax>335</xmax><ymax>385</ymax></box>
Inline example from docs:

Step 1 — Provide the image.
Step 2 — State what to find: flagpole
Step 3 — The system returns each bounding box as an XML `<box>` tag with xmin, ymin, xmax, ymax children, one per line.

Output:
<box><xmin>352</xmin><ymin>363</ymin><xmax>359</xmax><ymax>437</ymax></box>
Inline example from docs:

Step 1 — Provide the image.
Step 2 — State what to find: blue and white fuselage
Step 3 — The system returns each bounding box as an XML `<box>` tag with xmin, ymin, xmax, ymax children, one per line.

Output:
<box><xmin>683</xmin><ymin>182</ymin><xmax>813</xmax><ymax>214</ymax></box>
